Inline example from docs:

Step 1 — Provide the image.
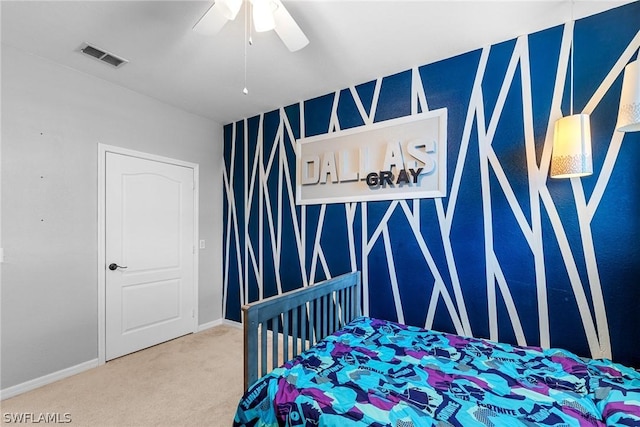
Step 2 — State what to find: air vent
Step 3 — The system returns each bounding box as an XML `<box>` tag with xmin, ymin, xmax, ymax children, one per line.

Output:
<box><xmin>78</xmin><ymin>43</ymin><xmax>128</xmax><ymax>68</ymax></box>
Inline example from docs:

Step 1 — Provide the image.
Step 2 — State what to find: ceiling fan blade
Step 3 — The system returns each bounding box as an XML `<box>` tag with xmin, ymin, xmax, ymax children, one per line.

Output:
<box><xmin>272</xmin><ymin>0</ymin><xmax>309</xmax><ymax>52</ymax></box>
<box><xmin>193</xmin><ymin>2</ymin><xmax>229</xmax><ymax>36</ymax></box>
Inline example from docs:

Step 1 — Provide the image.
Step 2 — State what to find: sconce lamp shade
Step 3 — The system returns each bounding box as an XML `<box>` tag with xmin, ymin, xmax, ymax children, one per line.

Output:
<box><xmin>551</xmin><ymin>114</ymin><xmax>593</xmax><ymax>178</ymax></box>
<box><xmin>616</xmin><ymin>60</ymin><xmax>640</xmax><ymax>132</ymax></box>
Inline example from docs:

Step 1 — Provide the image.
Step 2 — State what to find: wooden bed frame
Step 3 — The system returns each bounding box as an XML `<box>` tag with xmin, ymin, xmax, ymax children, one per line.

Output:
<box><xmin>241</xmin><ymin>272</ymin><xmax>361</xmax><ymax>389</ymax></box>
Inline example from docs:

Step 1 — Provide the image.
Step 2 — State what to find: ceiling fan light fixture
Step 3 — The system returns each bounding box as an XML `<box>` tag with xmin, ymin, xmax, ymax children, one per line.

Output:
<box><xmin>252</xmin><ymin>0</ymin><xmax>276</xmax><ymax>32</ymax></box>
<box><xmin>219</xmin><ymin>0</ymin><xmax>243</xmax><ymax>21</ymax></box>
<box><xmin>193</xmin><ymin>0</ymin><xmax>308</xmax><ymax>52</ymax></box>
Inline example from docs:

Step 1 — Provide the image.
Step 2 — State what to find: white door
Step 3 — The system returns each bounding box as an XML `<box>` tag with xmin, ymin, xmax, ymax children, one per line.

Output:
<box><xmin>105</xmin><ymin>152</ymin><xmax>195</xmax><ymax>360</ymax></box>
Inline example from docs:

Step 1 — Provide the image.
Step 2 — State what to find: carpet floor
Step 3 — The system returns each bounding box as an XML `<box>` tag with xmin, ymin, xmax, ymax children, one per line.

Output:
<box><xmin>1</xmin><ymin>325</ymin><xmax>245</xmax><ymax>426</ymax></box>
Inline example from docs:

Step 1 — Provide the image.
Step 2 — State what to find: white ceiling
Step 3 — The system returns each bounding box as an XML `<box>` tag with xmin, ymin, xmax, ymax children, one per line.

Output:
<box><xmin>1</xmin><ymin>1</ymin><xmax>634</xmax><ymax>125</ymax></box>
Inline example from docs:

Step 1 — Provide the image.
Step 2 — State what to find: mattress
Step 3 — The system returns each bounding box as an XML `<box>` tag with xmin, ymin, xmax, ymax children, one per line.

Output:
<box><xmin>233</xmin><ymin>317</ymin><xmax>640</xmax><ymax>426</ymax></box>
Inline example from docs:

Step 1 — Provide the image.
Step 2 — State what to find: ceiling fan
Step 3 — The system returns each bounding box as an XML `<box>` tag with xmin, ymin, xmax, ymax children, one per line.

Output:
<box><xmin>193</xmin><ymin>0</ymin><xmax>309</xmax><ymax>52</ymax></box>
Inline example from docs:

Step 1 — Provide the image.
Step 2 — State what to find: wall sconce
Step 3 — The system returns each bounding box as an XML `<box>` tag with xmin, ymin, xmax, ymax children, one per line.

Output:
<box><xmin>551</xmin><ymin>114</ymin><xmax>593</xmax><ymax>178</ymax></box>
<box><xmin>616</xmin><ymin>59</ymin><xmax>640</xmax><ymax>132</ymax></box>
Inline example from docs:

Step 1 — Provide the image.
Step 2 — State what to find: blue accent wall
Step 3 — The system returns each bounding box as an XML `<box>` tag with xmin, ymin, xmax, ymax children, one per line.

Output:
<box><xmin>222</xmin><ymin>2</ymin><xmax>640</xmax><ymax>367</ymax></box>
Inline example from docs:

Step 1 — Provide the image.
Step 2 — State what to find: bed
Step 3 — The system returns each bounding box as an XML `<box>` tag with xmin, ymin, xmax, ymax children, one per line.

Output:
<box><xmin>233</xmin><ymin>272</ymin><xmax>640</xmax><ymax>426</ymax></box>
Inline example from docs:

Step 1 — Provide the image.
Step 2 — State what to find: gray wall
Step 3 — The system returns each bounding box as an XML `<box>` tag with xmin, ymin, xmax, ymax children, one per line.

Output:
<box><xmin>1</xmin><ymin>45</ymin><xmax>224</xmax><ymax>390</ymax></box>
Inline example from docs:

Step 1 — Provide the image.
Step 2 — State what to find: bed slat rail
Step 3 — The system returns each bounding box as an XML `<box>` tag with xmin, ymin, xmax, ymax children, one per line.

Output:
<box><xmin>242</xmin><ymin>272</ymin><xmax>361</xmax><ymax>389</ymax></box>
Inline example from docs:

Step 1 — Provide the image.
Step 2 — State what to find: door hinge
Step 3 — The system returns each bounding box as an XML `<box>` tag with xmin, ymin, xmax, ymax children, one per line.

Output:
<box><xmin>193</xmin><ymin>245</ymin><xmax>196</xmax><ymax>254</ymax></box>
<box><xmin>192</xmin><ymin>309</ymin><xmax>195</xmax><ymax>319</ymax></box>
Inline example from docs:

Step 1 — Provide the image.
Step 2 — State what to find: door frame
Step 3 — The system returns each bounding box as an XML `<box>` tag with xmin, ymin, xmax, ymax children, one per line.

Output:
<box><xmin>97</xmin><ymin>143</ymin><xmax>199</xmax><ymax>364</ymax></box>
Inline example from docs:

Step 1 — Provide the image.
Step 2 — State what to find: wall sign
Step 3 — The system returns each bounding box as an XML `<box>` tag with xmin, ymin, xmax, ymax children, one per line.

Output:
<box><xmin>296</xmin><ymin>109</ymin><xmax>447</xmax><ymax>205</ymax></box>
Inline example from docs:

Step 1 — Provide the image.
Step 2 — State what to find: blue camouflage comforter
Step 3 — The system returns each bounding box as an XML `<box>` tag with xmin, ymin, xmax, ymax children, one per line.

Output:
<box><xmin>233</xmin><ymin>317</ymin><xmax>640</xmax><ymax>426</ymax></box>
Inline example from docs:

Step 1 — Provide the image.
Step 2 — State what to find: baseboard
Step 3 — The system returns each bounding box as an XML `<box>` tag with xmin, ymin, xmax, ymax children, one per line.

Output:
<box><xmin>196</xmin><ymin>318</ymin><xmax>223</xmax><ymax>332</ymax></box>
<box><xmin>1</xmin><ymin>320</ymin><xmax>240</xmax><ymax>400</ymax></box>
<box><xmin>1</xmin><ymin>358</ymin><xmax>99</xmax><ymax>401</ymax></box>
<box><xmin>222</xmin><ymin>319</ymin><xmax>243</xmax><ymax>329</ymax></box>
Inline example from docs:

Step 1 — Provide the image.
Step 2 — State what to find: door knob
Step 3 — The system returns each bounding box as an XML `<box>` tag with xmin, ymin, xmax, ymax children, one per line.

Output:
<box><xmin>108</xmin><ymin>263</ymin><xmax>128</xmax><ymax>271</ymax></box>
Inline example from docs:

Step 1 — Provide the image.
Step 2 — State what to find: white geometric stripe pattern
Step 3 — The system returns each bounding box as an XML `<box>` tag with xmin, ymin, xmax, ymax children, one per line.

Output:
<box><xmin>223</xmin><ymin>22</ymin><xmax>640</xmax><ymax>360</ymax></box>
